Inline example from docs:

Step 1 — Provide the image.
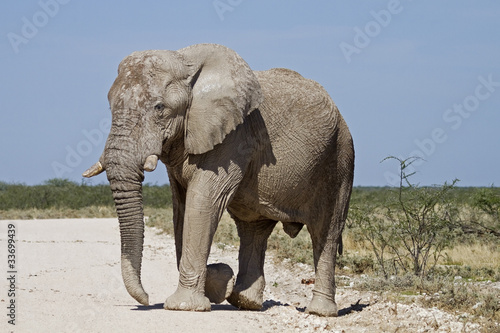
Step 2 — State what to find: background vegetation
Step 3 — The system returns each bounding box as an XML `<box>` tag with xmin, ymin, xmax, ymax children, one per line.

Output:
<box><xmin>1</xmin><ymin>175</ymin><xmax>499</xmax><ymax>328</ymax></box>
<box><xmin>0</xmin><ymin>179</ymin><xmax>171</xmax><ymax>219</ymax></box>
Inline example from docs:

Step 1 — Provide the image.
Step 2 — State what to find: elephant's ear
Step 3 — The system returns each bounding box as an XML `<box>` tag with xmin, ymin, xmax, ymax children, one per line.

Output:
<box><xmin>178</xmin><ymin>44</ymin><xmax>263</xmax><ymax>155</ymax></box>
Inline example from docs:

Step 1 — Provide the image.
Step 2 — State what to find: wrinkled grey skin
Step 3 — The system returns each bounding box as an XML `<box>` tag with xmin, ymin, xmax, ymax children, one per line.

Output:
<box><xmin>83</xmin><ymin>44</ymin><xmax>354</xmax><ymax>317</ymax></box>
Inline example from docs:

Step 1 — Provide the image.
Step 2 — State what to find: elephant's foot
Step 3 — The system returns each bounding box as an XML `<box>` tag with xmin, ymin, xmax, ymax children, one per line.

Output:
<box><xmin>205</xmin><ymin>263</ymin><xmax>235</xmax><ymax>304</ymax></box>
<box><xmin>306</xmin><ymin>292</ymin><xmax>338</xmax><ymax>317</ymax></box>
<box><xmin>227</xmin><ymin>277</ymin><xmax>265</xmax><ymax>310</ymax></box>
<box><xmin>227</xmin><ymin>289</ymin><xmax>262</xmax><ymax>310</ymax></box>
<box><xmin>164</xmin><ymin>286</ymin><xmax>211</xmax><ymax>312</ymax></box>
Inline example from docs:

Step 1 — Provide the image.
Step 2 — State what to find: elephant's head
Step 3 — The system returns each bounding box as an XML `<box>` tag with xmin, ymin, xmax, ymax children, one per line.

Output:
<box><xmin>82</xmin><ymin>44</ymin><xmax>262</xmax><ymax>305</ymax></box>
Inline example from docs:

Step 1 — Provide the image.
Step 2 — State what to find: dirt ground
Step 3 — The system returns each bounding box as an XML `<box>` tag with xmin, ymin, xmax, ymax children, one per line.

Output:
<box><xmin>0</xmin><ymin>218</ymin><xmax>487</xmax><ymax>332</ymax></box>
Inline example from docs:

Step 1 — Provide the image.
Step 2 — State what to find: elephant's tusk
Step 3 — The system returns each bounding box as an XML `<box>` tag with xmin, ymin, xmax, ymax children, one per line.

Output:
<box><xmin>82</xmin><ymin>161</ymin><xmax>104</xmax><ymax>178</ymax></box>
<box><xmin>143</xmin><ymin>155</ymin><xmax>158</xmax><ymax>172</ymax></box>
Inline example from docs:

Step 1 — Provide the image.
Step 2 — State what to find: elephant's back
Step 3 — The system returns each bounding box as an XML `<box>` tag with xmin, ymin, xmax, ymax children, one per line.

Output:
<box><xmin>254</xmin><ymin>68</ymin><xmax>341</xmax><ymax>162</ymax></box>
<box><xmin>254</xmin><ymin>68</ymin><xmax>339</xmax><ymax>134</ymax></box>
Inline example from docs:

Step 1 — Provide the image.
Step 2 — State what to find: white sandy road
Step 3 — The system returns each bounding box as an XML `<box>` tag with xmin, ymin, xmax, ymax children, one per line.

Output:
<box><xmin>0</xmin><ymin>218</ymin><xmax>276</xmax><ymax>333</ymax></box>
<box><xmin>0</xmin><ymin>218</ymin><xmax>485</xmax><ymax>333</ymax></box>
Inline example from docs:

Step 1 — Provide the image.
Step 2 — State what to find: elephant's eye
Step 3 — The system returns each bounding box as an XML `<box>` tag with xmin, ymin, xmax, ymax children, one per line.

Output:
<box><xmin>154</xmin><ymin>103</ymin><xmax>166</xmax><ymax>112</ymax></box>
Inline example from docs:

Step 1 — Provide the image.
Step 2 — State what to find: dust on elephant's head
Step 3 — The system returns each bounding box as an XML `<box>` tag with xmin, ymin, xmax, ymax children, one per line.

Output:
<box><xmin>107</xmin><ymin>44</ymin><xmax>263</xmax><ymax>163</ymax></box>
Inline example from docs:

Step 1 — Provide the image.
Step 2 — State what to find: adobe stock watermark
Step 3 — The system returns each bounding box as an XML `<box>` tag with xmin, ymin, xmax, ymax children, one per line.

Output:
<box><xmin>51</xmin><ymin>118</ymin><xmax>111</xmax><ymax>178</ymax></box>
<box><xmin>7</xmin><ymin>0</ymin><xmax>71</xmax><ymax>54</ymax></box>
<box><xmin>384</xmin><ymin>74</ymin><xmax>500</xmax><ymax>185</ymax></box>
<box><xmin>339</xmin><ymin>0</ymin><xmax>413</xmax><ymax>64</ymax></box>
<box><xmin>213</xmin><ymin>0</ymin><xmax>243</xmax><ymax>21</ymax></box>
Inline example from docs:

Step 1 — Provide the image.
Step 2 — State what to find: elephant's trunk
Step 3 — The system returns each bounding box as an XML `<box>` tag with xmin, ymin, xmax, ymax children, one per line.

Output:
<box><xmin>111</xmin><ymin>179</ymin><xmax>149</xmax><ymax>306</ymax></box>
<box><xmin>105</xmin><ymin>127</ymin><xmax>149</xmax><ymax>306</ymax></box>
<box><xmin>82</xmin><ymin>108</ymin><xmax>162</xmax><ymax>306</ymax></box>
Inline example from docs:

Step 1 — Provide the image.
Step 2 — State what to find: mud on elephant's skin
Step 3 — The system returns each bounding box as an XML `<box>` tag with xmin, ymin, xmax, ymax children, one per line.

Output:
<box><xmin>83</xmin><ymin>43</ymin><xmax>354</xmax><ymax>317</ymax></box>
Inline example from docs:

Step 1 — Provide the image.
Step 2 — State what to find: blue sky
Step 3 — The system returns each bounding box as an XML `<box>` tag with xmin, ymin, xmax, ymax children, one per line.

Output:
<box><xmin>1</xmin><ymin>1</ymin><xmax>499</xmax><ymax>186</ymax></box>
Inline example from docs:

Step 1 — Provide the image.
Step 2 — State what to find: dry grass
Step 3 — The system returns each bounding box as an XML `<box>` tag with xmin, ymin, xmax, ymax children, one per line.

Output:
<box><xmin>342</xmin><ymin>231</ymin><xmax>373</xmax><ymax>256</ymax></box>
<box><xmin>145</xmin><ymin>207</ymin><xmax>173</xmax><ymax>228</ymax></box>
<box><xmin>342</xmin><ymin>232</ymin><xmax>500</xmax><ymax>275</ymax></box>
<box><xmin>213</xmin><ymin>212</ymin><xmax>239</xmax><ymax>248</ymax></box>
<box><xmin>0</xmin><ymin>206</ymin><xmax>117</xmax><ymax>220</ymax></box>
<box><xmin>443</xmin><ymin>242</ymin><xmax>500</xmax><ymax>269</ymax></box>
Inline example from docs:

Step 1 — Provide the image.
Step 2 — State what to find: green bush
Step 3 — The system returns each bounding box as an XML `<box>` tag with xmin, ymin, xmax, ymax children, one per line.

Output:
<box><xmin>0</xmin><ymin>179</ymin><xmax>171</xmax><ymax>211</ymax></box>
<box><xmin>142</xmin><ymin>183</ymin><xmax>173</xmax><ymax>208</ymax></box>
<box><xmin>464</xmin><ymin>187</ymin><xmax>500</xmax><ymax>239</ymax></box>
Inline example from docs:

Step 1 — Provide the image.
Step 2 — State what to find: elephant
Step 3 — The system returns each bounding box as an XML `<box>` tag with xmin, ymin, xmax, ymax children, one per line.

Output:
<box><xmin>83</xmin><ymin>43</ymin><xmax>354</xmax><ymax>317</ymax></box>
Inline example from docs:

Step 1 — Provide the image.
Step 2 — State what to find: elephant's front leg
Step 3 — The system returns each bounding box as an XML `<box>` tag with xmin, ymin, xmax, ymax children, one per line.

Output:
<box><xmin>164</xmin><ymin>184</ymin><xmax>230</xmax><ymax>312</ymax></box>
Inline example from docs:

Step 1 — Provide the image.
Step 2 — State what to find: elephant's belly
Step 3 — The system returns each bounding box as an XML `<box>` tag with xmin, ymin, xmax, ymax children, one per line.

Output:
<box><xmin>228</xmin><ymin>174</ymin><xmax>315</xmax><ymax>224</ymax></box>
<box><xmin>227</xmin><ymin>198</ymin><xmax>307</xmax><ymax>224</ymax></box>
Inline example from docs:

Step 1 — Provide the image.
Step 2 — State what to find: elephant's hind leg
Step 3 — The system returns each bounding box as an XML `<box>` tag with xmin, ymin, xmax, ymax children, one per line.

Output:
<box><xmin>227</xmin><ymin>218</ymin><xmax>277</xmax><ymax>310</ymax></box>
<box><xmin>306</xmin><ymin>182</ymin><xmax>353</xmax><ymax>317</ymax></box>
<box><xmin>306</xmin><ymin>225</ymin><xmax>341</xmax><ymax>317</ymax></box>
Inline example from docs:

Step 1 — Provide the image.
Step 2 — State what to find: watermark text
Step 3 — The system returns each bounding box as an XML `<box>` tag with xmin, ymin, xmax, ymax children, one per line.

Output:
<box><xmin>52</xmin><ymin>118</ymin><xmax>110</xmax><ymax>178</ymax></box>
<box><xmin>339</xmin><ymin>0</ymin><xmax>411</xmax><ymax>64</ymax></box>
<box><xmin>7</xmin><ymin>0</ymin><xmax>71</xmax><ymax>54</ymax></box>
<box><xmin>6</xmin><ymin>223</ymin><xmax>17</xmax><ymax>326</ymax></box>
<box><xmin>213</xmin><ymin>0</ymin><xmax>243</xmax><ymax>21</ymax></box>
<box><xmin>384</xmin><ymin>74</ymin><xmax>499</xmax><ymax>185</ymax></box>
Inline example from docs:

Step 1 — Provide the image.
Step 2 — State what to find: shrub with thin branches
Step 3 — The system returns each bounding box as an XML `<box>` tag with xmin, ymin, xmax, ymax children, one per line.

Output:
<box><xmin>347</xmin><ymin>157</ymin><xmax>460</xmax><ymax>277</ymax></box>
